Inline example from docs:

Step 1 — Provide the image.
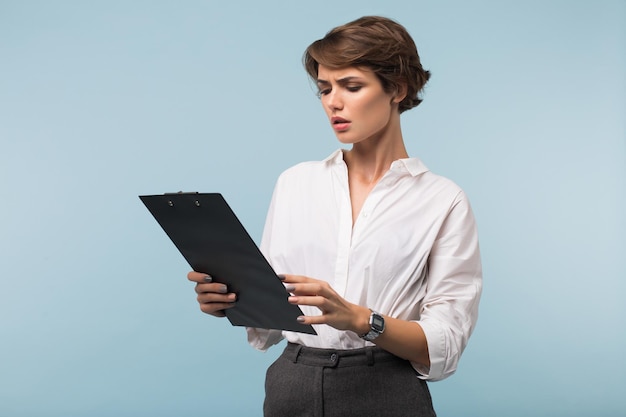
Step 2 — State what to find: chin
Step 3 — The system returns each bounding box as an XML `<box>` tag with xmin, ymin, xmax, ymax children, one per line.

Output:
<box><xmin>334</xmin><ymin>133</ymin><xmax>359</xmax><ymax>144</ymax></box>
<box><xmin>336</xmin><ymin>139</ymin><xmax>356</xmax><ymax>145</ymax></box>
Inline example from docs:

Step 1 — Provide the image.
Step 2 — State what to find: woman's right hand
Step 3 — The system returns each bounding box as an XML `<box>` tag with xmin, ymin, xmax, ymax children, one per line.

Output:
<box><xmin>187</xmin><ymin>271</ymin><xmax>237</xmax><ymax>317</ymax></box>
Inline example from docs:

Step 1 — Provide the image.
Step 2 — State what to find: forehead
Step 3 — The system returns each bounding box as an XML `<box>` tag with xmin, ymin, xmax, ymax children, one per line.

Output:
<box><xmin>316</xmin><ymin>65</ymin><xmax>376</xmax><ymax>82</ymax></box>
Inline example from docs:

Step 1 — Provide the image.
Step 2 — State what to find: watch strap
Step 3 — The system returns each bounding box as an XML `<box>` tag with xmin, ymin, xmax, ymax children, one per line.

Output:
<box><xmin>360</xmin><ymin>310</ymin><xmax>385</xmax><ymax>341</ymax></box>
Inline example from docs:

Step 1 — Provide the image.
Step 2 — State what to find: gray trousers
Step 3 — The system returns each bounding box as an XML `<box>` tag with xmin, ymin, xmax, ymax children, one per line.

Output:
<box><xmin>264</xmin><ymin>343</ymin><xmax>436</xmax><ymax>417</ymax></box>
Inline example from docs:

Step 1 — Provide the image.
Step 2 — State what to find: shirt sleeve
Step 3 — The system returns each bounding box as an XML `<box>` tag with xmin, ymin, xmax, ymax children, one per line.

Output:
<box><xmin>246</xmin><ymin>178</ymin><xmax>286</xmax><ymax>351</ymax></box>
<box><xmin>413</xmin><ymin>191</ymin><xmax>483</xmax><ymax>381</ymax></box>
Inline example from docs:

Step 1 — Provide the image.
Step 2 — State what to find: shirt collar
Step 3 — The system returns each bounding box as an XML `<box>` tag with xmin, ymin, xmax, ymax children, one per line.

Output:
<box><xmin>323</xmin><ymin>149</ymin><xmax>345</xmax><ymax>165</ymax></box>
<box><xmin>391</xmin><ymin>157</ymin><xmax>429</xmax><ymax>177</ymax></box>
<box><xmin>324</xmin><ymin>149</ymin><xmax>429</xmax><ymax>177</ymax></box>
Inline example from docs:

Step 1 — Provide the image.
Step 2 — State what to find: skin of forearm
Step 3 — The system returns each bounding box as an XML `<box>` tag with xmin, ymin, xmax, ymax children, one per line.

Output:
<box><xmin>351</xmin><ymin>304</ymin><xmax>430</xmax><ymax>367</ymax></box>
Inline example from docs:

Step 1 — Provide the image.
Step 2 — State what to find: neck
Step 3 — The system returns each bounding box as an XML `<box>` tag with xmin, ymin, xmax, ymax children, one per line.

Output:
<box><xmin>343</xmin><ymin>115</ymin><xmax>408</xmax><ymax>185</ymax></box>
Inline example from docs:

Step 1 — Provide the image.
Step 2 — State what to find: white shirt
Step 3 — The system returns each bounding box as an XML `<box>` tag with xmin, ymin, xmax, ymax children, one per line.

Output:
<box><xmin>247</xmin><ymin>149</ymin><xmax>482</xmax><ymax>381</ymax></box>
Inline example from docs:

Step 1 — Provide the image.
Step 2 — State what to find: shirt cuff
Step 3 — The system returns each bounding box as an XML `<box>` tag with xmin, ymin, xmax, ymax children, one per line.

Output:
<box><xmin>412</xmin><ymin>319</ymin><xmax>450</xmax><ymax>381</ymax></box>
<box><xmin>246</xmin><ymin>327</ymin><xmax>284</xmax><ymax>351</ymax></box>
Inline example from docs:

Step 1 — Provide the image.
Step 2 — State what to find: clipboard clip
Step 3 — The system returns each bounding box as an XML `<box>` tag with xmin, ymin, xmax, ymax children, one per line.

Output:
<box><xmin>164</xmin><ymin>191</ymin><xmax>201</xmax><ymax>207</ymax></box>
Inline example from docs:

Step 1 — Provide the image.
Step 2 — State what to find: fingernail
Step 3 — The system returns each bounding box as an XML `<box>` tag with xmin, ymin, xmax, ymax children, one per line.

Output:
<box><xmin>285</xmin><ymin>284</ymin><xmax>296</xmax><ymax>292</ymax></box>
<box><xmin>218</xmin><ymin>285</ymin><xmax>228</xmax><ymax>293</ymax></box>
<box><xmin>296</xmin><ymin>316</ymin><xmax>305</xmax><ymax>323</ymax></box>
<box><xmin>203</xmin><ymin>275</ymin><xmax>212</xmax><ymax>283</ymax></box>
<box><xmin>278</xmin><ymin>274</ymin><xmax>286</xmax><ymax>281</ymax></box>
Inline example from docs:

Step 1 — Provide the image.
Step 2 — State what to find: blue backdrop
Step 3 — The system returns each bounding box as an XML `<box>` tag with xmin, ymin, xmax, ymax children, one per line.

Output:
<box><xmin>1</xmin><ymin>1</ymin><xmax>624</xmax><ymax>416</ymax></box>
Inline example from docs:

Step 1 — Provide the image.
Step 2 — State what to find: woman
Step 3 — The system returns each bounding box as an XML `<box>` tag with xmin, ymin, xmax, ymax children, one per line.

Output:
<box><xmin>188</xmin><ymin>16</ymin><xmax>482</xmax><ymax>417</ymax></box>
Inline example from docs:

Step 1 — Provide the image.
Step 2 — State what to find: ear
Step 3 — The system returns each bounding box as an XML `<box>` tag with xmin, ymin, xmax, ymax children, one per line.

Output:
<box><xmin>392</xmin><ymin>83</ymin><xmax>408</xmax><ymax>104</ymax></box>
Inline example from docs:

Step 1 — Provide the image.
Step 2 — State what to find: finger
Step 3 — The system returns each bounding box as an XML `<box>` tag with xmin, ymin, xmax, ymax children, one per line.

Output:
<box><xmin>200</xmin><ymin>301</ymin><xmax>236</xmax><ymax>317</ymax></box>
<box><xmin>285</xmin><ymin>283</ymin><xmax>327</xmax><ymax>297</ymax></box>
<box><xmin>288</xmin><ymin>295</ymin><xmax>325</xmax><ymax>307</ymax></box>
<box><xmin>195</xmin><ymin>282</ymin><xmax>229</xmax><ymax>295</ymax></box>
<box><xmin>296</xmin><ymin>314</ymin><xmax>328</xmax><ymax>325</ymax></box>
<box><xmin>197</xmin><ymin>291</ymin><xmax>237</xmax><ymax>304</ymax></box>
<box><xmin>188</xmin><ymin>271</ymin><xmax>212</xmax><ymax>283</ymax></box>
<box><xmin>280</xmin><ymin>274</ymin><xmax>314</xmax><ymax>284</ymax></box>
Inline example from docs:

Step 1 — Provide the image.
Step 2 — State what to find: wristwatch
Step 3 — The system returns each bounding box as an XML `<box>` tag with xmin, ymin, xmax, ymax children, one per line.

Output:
<box><xmin>360</xmin><ymin>310</ymin><xmax>385</xmax><ymax>341</ymax></box>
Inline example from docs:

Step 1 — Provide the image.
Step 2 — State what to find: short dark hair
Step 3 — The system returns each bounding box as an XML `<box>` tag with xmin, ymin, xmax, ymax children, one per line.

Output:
<box><xmin>303</xmin><ymin>16</ymin><xmax>431</xmax><ymax>113</ymax></box>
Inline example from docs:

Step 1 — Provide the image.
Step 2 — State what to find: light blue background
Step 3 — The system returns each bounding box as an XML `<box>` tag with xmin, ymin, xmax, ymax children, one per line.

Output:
<box><xmin>1</xmin><ymin>1</ymin><xmax>624</xmax><ymax>416</ymax></box>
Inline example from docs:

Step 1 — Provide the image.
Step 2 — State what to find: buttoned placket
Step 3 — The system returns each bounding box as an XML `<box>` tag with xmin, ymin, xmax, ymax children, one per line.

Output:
<box><xmin>350</xmin><ymin>167</ymin><xmax>400</xmax><ymax>246</ymax></box>
<box><xmin>331</xmin><ymin>160</ymin><xmax>403</xmax><ymax>297</ymax></box>
<box><xmin>331</xmin><ymin>160</ymin><xmax>352</xmax><ymax>298</ymax></box>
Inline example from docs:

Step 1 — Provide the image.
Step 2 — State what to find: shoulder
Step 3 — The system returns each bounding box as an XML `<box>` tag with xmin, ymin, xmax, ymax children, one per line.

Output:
<box><xmin>276</xmin><ymin>150</ymin><xmax>341</xmax><ymax>185</ymax></box>
<box><xmin>401</xmin><ymin>157</ymin><xmax>467</xmax><ymax>205</ymax></box>
<box><xmin>417</xmin><ymin>172</ymin><xmax>477</xmax><ymax>225</ymax></box>
<box><xmin>394</xmin><ymin>159</ymin><xmax>475</xmax><ymax>222</ymax></box>
<box><xmin>422</xmin><ymin>171</ymin><xmax>464</xmax><ymax>195</ymax></box>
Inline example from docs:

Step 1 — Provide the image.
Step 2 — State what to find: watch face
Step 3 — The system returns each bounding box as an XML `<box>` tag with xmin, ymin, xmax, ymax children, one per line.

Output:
<box><xmin>372</xmin><ymin>314</ymin><xmax>384</xmax><ymax>332</ymax></box>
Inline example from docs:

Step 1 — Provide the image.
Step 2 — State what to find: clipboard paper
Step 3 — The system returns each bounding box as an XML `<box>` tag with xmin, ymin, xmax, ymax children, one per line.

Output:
<box><xmin>140</xmin><ymin>192</ymin><xmax>316</xmax><ymax>335</ymax></box>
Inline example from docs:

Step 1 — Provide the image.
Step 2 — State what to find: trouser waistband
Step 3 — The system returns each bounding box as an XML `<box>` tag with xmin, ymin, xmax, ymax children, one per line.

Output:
<box><xmin>282</xmin><ymin>342</ymin><xmax>404</xmax><ymax>368</ymax></box>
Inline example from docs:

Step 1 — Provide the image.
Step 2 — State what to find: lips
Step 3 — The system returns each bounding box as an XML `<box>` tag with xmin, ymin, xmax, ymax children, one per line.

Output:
<box><xmin>331</xmin><ymin>116</ymin><xmax>351</xmax><ymax>132</ymax></box>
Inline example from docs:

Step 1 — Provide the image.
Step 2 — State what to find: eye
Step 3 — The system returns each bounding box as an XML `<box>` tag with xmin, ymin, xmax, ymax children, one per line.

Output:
<box><xmin>346</xmin><ymin>85</ymin><xmax>362</xmax><ymax>93</ymax></box>
<box><xmin>317</xmin><ymin>88</ymin><xmax>331</xmax><ymax>98</ymax></box>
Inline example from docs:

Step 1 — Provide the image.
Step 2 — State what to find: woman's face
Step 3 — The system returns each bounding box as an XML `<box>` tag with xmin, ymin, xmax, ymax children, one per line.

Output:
<box><xmin>316</xmin><ymin>65</ymin><xmax>400</xmax><ymax>145</ymax></box>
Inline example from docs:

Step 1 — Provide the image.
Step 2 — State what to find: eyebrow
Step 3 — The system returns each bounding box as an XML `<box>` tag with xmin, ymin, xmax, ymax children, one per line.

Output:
<box><xmin>316</xmin><ymin>76</ymin><xmax>364</xmax><ymax>86</ymax></box>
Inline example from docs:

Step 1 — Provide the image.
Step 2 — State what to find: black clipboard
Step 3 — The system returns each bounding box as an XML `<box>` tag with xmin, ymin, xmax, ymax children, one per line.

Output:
<box><xmin>139</xmin><ymin>192</ymin><xmax>316</xmax><ymax>335</ymax></box>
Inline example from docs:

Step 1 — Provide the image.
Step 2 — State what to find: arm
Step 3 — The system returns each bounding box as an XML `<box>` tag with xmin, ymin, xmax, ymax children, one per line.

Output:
<box><xmin>284</xmin><ymin>275</ymin><xmax>430</xmax><ymax>367</ymax></box>
<box><xmin>286</xmin><ymin>191</ymin><xmax>481</xmax><ymax>379</ymax></box>
<box><xmin>415</xmin><ymin>192</ymin><xmax>482</xmax><ymax>380</ymax></box>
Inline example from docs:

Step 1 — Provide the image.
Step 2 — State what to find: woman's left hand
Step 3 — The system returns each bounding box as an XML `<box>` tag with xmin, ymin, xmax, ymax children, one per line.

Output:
<box><xmin>283</xmin><ymin>274</ymin><xmax>431</xmax><ymax>367</ymax></box>
<box><xmin>282</xmin><ymin>274</ymin><xmax>370</xmax><ymax>334</ymax></box>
